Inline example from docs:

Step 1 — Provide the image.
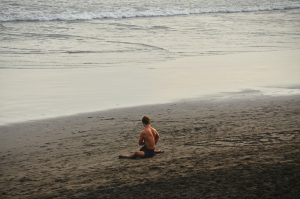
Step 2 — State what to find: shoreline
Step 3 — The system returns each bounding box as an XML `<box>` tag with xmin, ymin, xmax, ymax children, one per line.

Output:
<box><xmin>1</xmin><ymin>89</ymin><xmax>300</xmax><ymax>127</ymax></box>
<box><xmin>1</xmin><ymin>94</ymin><xmax>299</xmax><ymax>198</ymax></box>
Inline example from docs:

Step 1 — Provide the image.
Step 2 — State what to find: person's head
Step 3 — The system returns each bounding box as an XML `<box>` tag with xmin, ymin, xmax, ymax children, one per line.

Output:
<box><xmin>142</xmin><ymin>116</ymin><xmax>150</xmax><ymax>126</ymax></box>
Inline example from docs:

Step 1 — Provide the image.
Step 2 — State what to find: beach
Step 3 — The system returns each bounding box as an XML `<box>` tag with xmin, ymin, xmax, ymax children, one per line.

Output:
<box><xmin>1</xmin><ymin>95</ymin><xmax>299</xmax><ymax>198</ymax></box>
<box><xmin>1</xmin><ymin>0</ymin><xmax>300</xmax><ymax>198</ymax></box>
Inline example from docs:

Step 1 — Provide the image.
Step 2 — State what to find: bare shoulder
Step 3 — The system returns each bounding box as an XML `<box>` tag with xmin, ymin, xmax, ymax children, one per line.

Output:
<box><xmin>151</xmin><ymin>127</ymin><xmax>157</xmax><ymax>132</ymax></box>
<box><xmin>151</xmin><ymin>127</ymin><xmax>159</xmax><ymax>134</ymax></box>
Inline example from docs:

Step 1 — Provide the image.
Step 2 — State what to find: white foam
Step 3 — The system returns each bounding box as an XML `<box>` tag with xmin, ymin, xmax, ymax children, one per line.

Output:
<box><xmin>1</xmin><ymin>1</ymin><xmax>300</xmax><ymax>22</ymax></box>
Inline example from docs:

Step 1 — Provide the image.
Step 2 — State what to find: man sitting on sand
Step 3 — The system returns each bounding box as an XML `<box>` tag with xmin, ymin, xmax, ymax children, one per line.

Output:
<box><xmin>119</xmin><ymin>116</ymin><xmax>162</xmax><ymax>159</ymax></box>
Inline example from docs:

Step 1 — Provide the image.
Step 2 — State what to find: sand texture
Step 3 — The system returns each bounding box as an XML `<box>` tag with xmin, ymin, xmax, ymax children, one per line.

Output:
<box><xmin>0</xmin><ymin>95</ymin><xmax>300</xmax><ymax>198</ymax></box>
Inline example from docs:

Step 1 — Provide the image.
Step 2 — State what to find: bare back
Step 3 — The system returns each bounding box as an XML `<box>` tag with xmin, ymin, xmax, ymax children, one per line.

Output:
<box><xmin>139</xmin><ymin>126</ymin><xmax>159</xmax><ymax>150</ymax></box>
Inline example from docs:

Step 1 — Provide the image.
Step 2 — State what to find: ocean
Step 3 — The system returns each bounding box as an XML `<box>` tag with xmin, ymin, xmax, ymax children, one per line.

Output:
<box><xmin>0</xmin><ymin>0</ymin><xmax>300</xmax><ymax>125</ymax></box>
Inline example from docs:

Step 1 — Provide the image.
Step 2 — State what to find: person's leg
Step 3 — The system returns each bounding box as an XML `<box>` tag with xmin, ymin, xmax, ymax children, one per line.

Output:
<box><xmin>140</xmin><ymin>145</ymin><xmax>163</xmax><ymax>153</ymax></box>
<box><xmin>119</xmin><ymin>151</ymin><xmax>145</xmax><ymax>159</ymax></box>
<box><xmin>154</xmin><ymin>148</ymin><xmax>164</xmax><ymax>153</ymax></box>
<box><xmin>133</xmin><ymin>151</ymin><xmax>145</xmax><ymax>158</ymax></box>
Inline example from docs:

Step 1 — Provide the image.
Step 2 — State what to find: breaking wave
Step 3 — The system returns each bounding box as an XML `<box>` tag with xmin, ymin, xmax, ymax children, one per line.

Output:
<box><xmin>1</xmin><ymin>5</ymin><xmax>300</xmax><ymax>22</ymax></box>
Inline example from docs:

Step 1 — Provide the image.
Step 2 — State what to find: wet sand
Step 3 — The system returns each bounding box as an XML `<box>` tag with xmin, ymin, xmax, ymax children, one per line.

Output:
<box><xmin>0</xmin><ymin>95</ymin><xmax>299</xmax><ymax>198</ymax></box>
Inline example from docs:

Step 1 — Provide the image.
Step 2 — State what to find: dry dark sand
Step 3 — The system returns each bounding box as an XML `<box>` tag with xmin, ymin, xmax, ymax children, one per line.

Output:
<box><xmin>0</xmin><ymin>95</ymin><xmax>300</xmax><ymax>199</ymax></box>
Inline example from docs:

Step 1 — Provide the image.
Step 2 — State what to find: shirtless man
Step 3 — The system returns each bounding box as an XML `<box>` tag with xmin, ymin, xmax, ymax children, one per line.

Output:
<box><xmin>119</xmin><ymin>116</ymin><xmax>162</xmax><ymax>159</ymax></box>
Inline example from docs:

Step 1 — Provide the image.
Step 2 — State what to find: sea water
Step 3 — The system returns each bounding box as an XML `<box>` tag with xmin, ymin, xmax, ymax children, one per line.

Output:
<box><xmin>0</xmin><ymin>0</ymin><xmax>300</xmax><ymax>125</ymax></box>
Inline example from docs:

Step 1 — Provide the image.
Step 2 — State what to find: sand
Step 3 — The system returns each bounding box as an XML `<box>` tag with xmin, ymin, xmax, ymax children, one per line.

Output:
<box><xmin>0</xmin><ymin>95</ymin><xmax>299</xmax><ymax>198</ymax></box>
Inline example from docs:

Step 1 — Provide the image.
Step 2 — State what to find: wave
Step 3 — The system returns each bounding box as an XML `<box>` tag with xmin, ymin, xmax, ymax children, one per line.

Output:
<box><xmin>1</xmin><ymin>5</ymin><xmax>300</xmax><ymax>22</ymax></box>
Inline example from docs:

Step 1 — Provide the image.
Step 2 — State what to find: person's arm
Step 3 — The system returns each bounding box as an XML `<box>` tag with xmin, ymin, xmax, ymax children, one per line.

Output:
<box><xmin>153</xmin><ymin>129</ymin><xmax>160</xmax><ymax>144</ymax></box>
<box><xmin>138</xmin><ymin>131</ymin><xmax>145</xmax><ymax>146</ymax></box>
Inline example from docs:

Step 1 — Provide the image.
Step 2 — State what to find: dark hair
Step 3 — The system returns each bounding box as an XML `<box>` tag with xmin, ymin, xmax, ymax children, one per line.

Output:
<box><xmin>142</xmin><ymin>116</ymin><xmax>150</xmax><ymax>125</ymax></box>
